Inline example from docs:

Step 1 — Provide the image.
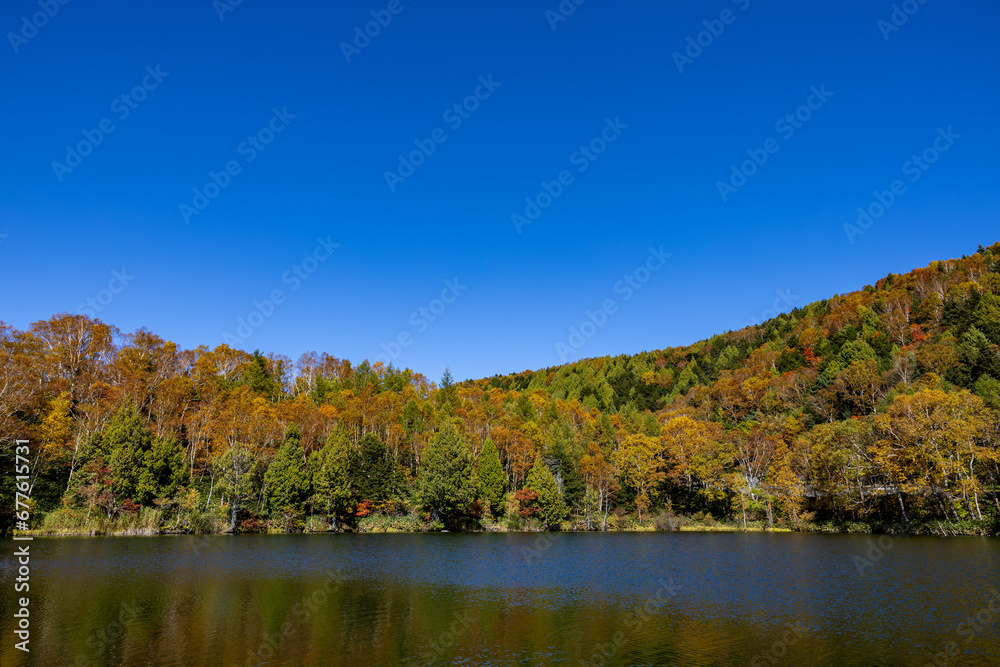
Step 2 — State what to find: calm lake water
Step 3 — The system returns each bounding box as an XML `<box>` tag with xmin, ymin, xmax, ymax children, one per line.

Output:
<box><xmin>2</xmin><ymin>532</ymin><xmax>999</xmax><ymax>666</ymax></box>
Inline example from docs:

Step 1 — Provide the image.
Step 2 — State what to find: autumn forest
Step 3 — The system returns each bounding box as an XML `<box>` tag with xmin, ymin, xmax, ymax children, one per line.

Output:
<box><xmin>4</xmin><ymin>243</ymin><xmax>1000</xmax><ymax>537</ymax></box>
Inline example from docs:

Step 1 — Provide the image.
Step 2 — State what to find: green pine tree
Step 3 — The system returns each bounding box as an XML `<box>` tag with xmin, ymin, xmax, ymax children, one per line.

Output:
<box><xmin>312</xmin><ymin>429</ymin><xmax>358</xmax><ymax>529</ymax></box>
<box><xmin>106</xmin><ymin>404</ymin><xmax>153</xmax><ymax>504</ymax></box>
<box><xmin>525</xmin><ymin>454</ymin><xmax>565</xmax><ymax>529</ymax></box>
<box><xmin>243</xmin><ymin>350</ymin><xmax>280</xmax><ymax>401</ymax></box>
<box><xmin>264</xmin><ymin>425</ymin><xmax>310</xmax><ymax>515</ymax></box>
<box><xmin>138</xmin><ymin>437</ymin><xmax>186</xmax><ymax>503</ymax></box>
<box><xmin>477</xmin><ymin>438</ymin><xmax>506</xmax><ymax>519</ymax></box>
<box><xmin>416</xmin><ymin>426</ymin><xmax>479</xmax><ymax>530</ymax></box>
<box><xmin>355</xmin><ymin>433</ymin><xmax>398</xmax><ymax>502</ymax></box>
<box><xmin>547</xmin><ymin>428</ymin><xmax>583</xmax><ymax>512</ymax></box>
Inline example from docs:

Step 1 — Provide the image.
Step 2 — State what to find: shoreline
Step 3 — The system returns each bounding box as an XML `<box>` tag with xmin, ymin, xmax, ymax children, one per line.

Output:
<box><xmin>12</xmin><ymin>521</ymin><xmax>996</xmax><ymax>539</ymax></box>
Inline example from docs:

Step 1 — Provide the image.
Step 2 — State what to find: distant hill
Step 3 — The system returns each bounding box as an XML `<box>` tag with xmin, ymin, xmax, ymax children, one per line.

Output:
<box><xmin>477</xmin><ymin>242</ymin><xmax>1000</xmax><ymax>419</ymax></box>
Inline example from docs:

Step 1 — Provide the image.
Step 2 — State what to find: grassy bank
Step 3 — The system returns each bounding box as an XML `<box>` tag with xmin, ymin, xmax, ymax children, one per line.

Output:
<box><xmin>16</xmin><ymin>507</ymin><xmax>999</xmax><ymax>537</ymax></box>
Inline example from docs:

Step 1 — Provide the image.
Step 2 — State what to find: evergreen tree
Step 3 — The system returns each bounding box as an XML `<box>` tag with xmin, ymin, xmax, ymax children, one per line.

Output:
<box><xmin>243</xmin><ymin>350</ymin><xmax>280</xmax><ymax>400</ymax></box>
<box><xmin>416</xmin><ymin>426</ymin><xmax>478</xmax><ymax>530</ymax></box>
<box><xmin>312</xmin><ymin>429</ymin><xmax>358</xmax><ymax>529</ymax></box>
<box><xmin>264</xmin><ymin>425</ymin><xmax>310</xmax><ymax>514</ymax></box>
<box><xmin>106</xmin><ymin>404</ymin><xmax>153</xmax><ymax>504</ymax></box>
<box><xmin>138</xmin><ymin>437</ymin><xmax>186</xmax><ymax>503</ymax></box>
<box><xmin>438</xmin><ymin>367</ymin><xmax>457</xmax><ymax>407</ymax></box>
<box><xmin>355</xmin><ymin>433</ymin><xmax>397</xmax><ymax>502</ymax></box>
<box><xmin>477</xmin><ymin>438</ymin><xmax>506</xmax><ymax>519</ymax></box>
<box><xmin>547</xmin><ymin>429</ymin><xmax>583</xmax><ymax>512</ymax></box>
<box><xmin>525</xmin><ymin>454</ymin><xmax>565</xmax><ymax>528</ymax></box>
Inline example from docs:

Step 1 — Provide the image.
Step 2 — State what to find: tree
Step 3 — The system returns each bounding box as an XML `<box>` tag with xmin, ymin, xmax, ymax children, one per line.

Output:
<box><xmin>660</xmin><ymin>416</ymin><xmax>723</xmax><ymax>494</ymax></box>
<box><xmin>871</xmin><ymin>387</ymin><xmax>992</xmax><ymax>521</ymax></box>
<box><xmin>140</xmin><ymin>437</ymin><xmax>185</xmax><ymax>502</ymax></box>
<box><xmin>833</xmin><ymin>359</ymin><xmax>884</xmax><ymax>416</ymax></box>
<box><xmin>312</xmin><ymin>429</ymin><xmax>358</xmax><ymax>529</ymax></box>
<box><xmin>216</xmin><ymin>443</ymin><xmax>259</xmax><ymax>532</ymax></box>
<box><xmin>726</xmin><ymin>423</ymin><xmax>786</xmax><ymax>527</ymax></box>
<box><xmin>105</xmin><ymin>404</ymin><xmax>153</xmax><ymax>505</ymax></box>
<box><xmin>355</xmin><ymin>433</ymin><xmax>398</xmax><ymax>502</ymax></box>
<box><xmin>615</xmin><ymin>433</ymin><xmax>663</xmax><ymax>520</ymax></box>
<box><xmin>477</xmin><ymin>438</ymin><xmax>506</xmax><ymax>519</ymax></box>
<box><xmin>525</xmin><ymin>454</ymin><xmax>565</xmax><ymax>528</ymax></box>
<box><xmin>263</xmin><ymin>425</ymin><xmax>310</xmax><ymax>517</ymax></box>
<box><xmin>40</xmin><ymin>391</ymin><xmax>74</xmax><ymax>464</ymax></box>
<box><xmin>438</xmin><ymin>367</ymin><xmax>457</xmax><ymax>407</ymax></box>
<box><xmin>579</xmin><ymin>440</ymin><xmax>618</xmax><ymax>530</ymax></box>
<box><xmin>416</xmin><ymin>426</ymin><xmax>479</xmax><ymax>529</ymax></box>
<box><xmin>547</xmin><ymin>427</ymin><xmax>584</xmax><ymax>512</ymax></box>
<box><xmin>243</xmin><ymin>350</ymin><xmax>280</xmax><ymax>400</ymax></box>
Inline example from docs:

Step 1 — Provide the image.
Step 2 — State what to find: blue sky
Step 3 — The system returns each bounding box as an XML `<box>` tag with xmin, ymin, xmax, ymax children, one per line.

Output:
<box><xmin>1</xmin><ymin>0</ymin><xmax>998</xmax><ymax>382</ymax></box>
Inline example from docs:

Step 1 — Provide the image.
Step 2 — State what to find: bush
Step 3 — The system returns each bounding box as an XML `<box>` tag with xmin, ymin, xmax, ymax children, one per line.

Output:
<box><xmin>654</xmin><ymin>512</ymin><xmax>682</xmax><ymax>531</ymax></box>
<box><xmin>236</xmin><ymin>511</ymin><xmax>265</xmax><ymax>533</ymax></box>
<box><xmin>357</xmin><ymin>512</ymin><xmax>422</xmax><ymax>532</ymax></box>
<box><xmin>514</xmin><ymin>488</ymin><xmax>539</xmax><ymax>518</ymax></box>
<box><xmin>690</xmin><ymin>511</ymin><xmax>718</xmax><ymax>526</ymax></box>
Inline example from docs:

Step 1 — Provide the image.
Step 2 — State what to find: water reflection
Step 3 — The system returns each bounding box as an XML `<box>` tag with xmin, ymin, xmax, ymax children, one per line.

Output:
<box><xmin>1</xmin><ymin>533</ymin><xmax>998</xmax><ymax>666</ymax></box>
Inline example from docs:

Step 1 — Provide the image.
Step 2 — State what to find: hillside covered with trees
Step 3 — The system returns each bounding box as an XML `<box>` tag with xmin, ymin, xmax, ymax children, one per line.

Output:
<box><xmin>3</xmin><ymin>243</ymin><xmax>1000</xmax><ymax>536</ymax></box>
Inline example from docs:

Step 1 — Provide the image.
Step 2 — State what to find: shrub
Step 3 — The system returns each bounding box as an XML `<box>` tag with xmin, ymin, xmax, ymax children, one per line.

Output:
<box><xmin>515</xmin><ymin>488</ymin><xmax>539</xmax><ymax>518</ymax></box>
<box><xmin>654</xmin><ymin>512</ymin><xmax>682</xmax><ymax>531</ymax></box>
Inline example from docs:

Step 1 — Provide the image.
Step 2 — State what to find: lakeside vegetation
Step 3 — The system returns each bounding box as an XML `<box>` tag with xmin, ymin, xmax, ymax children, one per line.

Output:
<box><xmin>4</xmin><ymin>243</ymin><xmax>1000</xmax><ymax>538</ymax></box>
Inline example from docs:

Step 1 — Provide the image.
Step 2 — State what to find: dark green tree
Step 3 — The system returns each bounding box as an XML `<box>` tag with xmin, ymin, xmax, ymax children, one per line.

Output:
<box><xmin>355</xmin><ymin>433</ymin><xmax>398</xmax><ymax>502</ymax></box>
<box><xmin>416</xmin><ymin>426</ymin><xmax>479</xmax><ymax>530</ymax></box>
<box><xmin>106</xmin><ymin>404</ymin><xmax>153</xmax><ymax>504</ymax></box>
<box><xmin>547</xmin><ymin>428</ymin><xmax>583</xmax><ymax>512</ymax></box>
<box><xmin>312</xmin><ymin>429</ymin><xmax>358</xmax><ymax>529</ymax></box>
<box><xmin>438</xmin><ymin>367</ymin><xmax>457</xmax><ymax>407</ymax></box>
<box><xmin>477</xmin><ymin>438</ymin><xmax>506</xmax><ymax>519</ymax></box>
<box><xmin>525</xmin><ymin>454</ymin><xmax>565</xmax><ymax>529</ymax></box>
<box><xmin>243</xmin><ymin>350</ymin><xmax>280</xmax><ymax>401</ymax></box>
<box><xmin>138</xmin><ymin>437</ymin><xmax>186</xmax><ymax>503</ymax></box>
<box><xmin>264</xmin><ymin>425</ymin><xmax>310</xmax><ymax>516</ymax></box>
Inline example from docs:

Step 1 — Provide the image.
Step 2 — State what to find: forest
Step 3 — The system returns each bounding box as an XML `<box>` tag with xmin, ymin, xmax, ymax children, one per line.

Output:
<box><xmin>3</xmin><ymin>243</ymin><xmax>1000</xmax><ymax>536</ymax></box>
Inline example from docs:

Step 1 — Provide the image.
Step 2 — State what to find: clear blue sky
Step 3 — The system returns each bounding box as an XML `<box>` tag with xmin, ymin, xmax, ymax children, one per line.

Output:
<box><xmin>2</xmin><ymin>0</ymin><xmax>998</xmax><ymax>382</ymax></box>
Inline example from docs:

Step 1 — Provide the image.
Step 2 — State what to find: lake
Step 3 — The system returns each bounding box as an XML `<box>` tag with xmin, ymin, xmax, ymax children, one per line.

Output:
<box><xmin>2</xmin><ymin>532</ymin><xmax>999</xmax><ymax>666</ymax></box>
